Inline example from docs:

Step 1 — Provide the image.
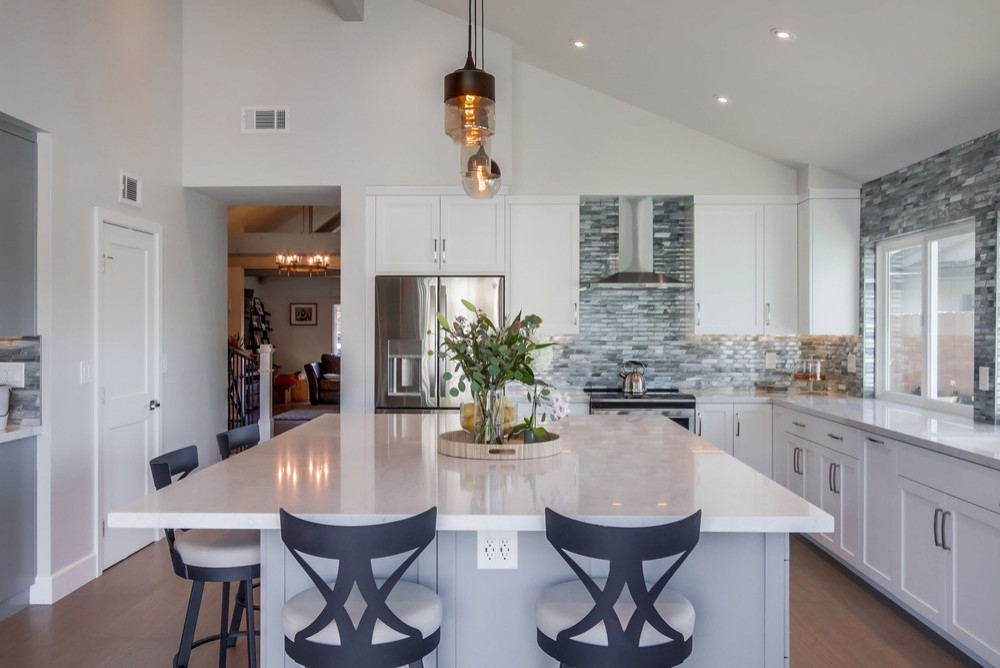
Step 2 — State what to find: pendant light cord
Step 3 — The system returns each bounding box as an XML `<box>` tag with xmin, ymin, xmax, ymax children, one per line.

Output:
<box><xmin>480</xmin><ymin>0</ymin><xmax>485</xmax><ymax>70</ymax></box>
<box><xmin>466</xmin><ymin>0</ymin><xmax>473</xmax><ymax>62</ymax></box>
<box><xmin>472</xmin><ymin>0</ymin><xmax>478</xmax><ymax>67</ymax></box>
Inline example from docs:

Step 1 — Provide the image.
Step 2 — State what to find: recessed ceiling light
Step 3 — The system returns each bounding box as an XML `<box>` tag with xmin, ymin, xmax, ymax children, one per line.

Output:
<box><xmin>571</xmin><ymin>39</ymin><xmax>587</xmax><ymax>49</ymax></box>
<box><xmin>770</xmin><ymin>28</ymin><xmax>796</xmax><ymax>41</ymax></box>
<box><xmin>714</xmin><ymin>95</ymin><xmax>730</xmax><ymax>104</ymax></box>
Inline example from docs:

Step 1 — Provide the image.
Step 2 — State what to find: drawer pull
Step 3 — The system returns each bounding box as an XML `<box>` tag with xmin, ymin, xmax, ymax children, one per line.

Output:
<box><xmin>792</xmin><ymin>421</ymin><xmax>806</xmax><ymax>428</ymax></box>
<box><xmin>827</xmin><ymin>433</ymin><xmax>844</xmax><ymax>441</ymax></box>
<box><xmin>933</xmin><ymin>508</ymin><xmax>942</xmax><ymax>547</ymax></box>
<box><xmin>865</xmin><ymin>436</ymin><xmax>885</xmax><ymax>445</ymax></box>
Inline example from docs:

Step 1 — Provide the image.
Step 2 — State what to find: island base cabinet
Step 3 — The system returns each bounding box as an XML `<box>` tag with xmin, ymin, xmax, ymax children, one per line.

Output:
<box><xmin>261</xmin><ymin>530</ymin><xmax>792</xmax><ymax>667</ymax></box>
<box><xmin>945</xmin><ymin>497</ymin><xmax>1000</xmax><ymax>664</ymax></box>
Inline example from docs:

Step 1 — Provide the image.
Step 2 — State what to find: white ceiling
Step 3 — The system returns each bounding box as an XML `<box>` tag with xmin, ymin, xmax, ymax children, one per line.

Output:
<box><xmin>416</xmin><ymin>0</ymin><xmax>1000</xmax><ymax>183</ymax></box>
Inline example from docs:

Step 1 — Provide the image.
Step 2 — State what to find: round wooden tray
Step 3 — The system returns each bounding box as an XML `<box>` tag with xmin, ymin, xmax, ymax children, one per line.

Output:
<box><xmin>437</xmin><ymin>430</ymin><xmax>562</xmax><ymax>460</ymax></box>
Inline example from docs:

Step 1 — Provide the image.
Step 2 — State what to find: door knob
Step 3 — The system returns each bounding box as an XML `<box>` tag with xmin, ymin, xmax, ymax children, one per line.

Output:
<box><xmin>149</xmin><ymin>399</ymin><xmax>161</xmax><ymax>411</ymax></box>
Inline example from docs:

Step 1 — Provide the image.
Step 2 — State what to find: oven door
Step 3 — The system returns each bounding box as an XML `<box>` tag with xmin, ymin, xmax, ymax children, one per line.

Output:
<box><xmin>590</xmin><ymin>406</ymin><xmax>696</xmax><ymax>432</ymax></box>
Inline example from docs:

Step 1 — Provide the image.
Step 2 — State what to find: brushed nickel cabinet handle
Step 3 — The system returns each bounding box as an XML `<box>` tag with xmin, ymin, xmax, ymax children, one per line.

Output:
<box><xmin>697</xmin><ymin>413</ymin><xmax>702</xmax><ymax>437</ymax></box>
<box><xmin>865</xmin><ymin>435</ymin><xmax>885</xmax><ymax>445</ymax></box>
<box><xmin>433</xmin><ymin>239</ymin><xmax>438</xmax><ymax>262</ymax></box>
<box><xmin>735</xmin><ymin>413</ymin><xmax>741</xmax><ymax>438</ymax></box>
<box><xmin>827</xmin><ymin>433</ymin><xmax>844</xmax><ymax>441</ymax></box>
<box><xmin>933</xmin><ymin>508</ymin><xmax>942</xmax><ymax>547</ymax></box>
<box><xmin>792</xmin><ymin>421</ymin><xmax>806</xmax><ymax>428</ymax></box>
<box><xmin>442</xmin><ymin>238</ymin><xmax>447</xmax><ymax>263</ymax></box>
<box><xmin>696</xmin><ymin>302</ymin><xmax>701</xmax><ymax>326</ymax></box>
<box><xmin>766</xmin><ymin>302</ymin><xmax>771</xmax><ymax>327</ymax></box>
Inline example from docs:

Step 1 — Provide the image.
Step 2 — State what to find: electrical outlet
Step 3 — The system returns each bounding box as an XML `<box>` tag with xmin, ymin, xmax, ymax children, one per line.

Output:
<box><xmin>0</xmin><ymin>362</ymin><xmax>25</xmax><ymax>388</ymax></box>
<box><xmin>764</xmin><ymin>352</ymin><xmax>777</xmax><ymax>369</ymax></box>
<box><xmin>477</xmin><ymin>530</ymin><xmax>518</xmax><ymax>569</ymax></box>
<box><xmin>847</xmin><ymin>354</ymin><xmax>857</xmax><ymax>374</ymax></box>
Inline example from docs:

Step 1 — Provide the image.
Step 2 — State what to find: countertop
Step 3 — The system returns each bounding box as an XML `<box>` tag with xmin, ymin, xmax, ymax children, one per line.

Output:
<box><xmin>693</xmin><ymin>390</ymin><xmax>1000</xmax><ymax>470</ymax></box>
<box><xmin>0</xmin><ymin>425</ymin><xmax>42</xmax><ymax>445</ymax></box>
<box><xmin>108</xmin><ymin>413</ymin><xmax>831</xmax><ymax>534</ymax></box>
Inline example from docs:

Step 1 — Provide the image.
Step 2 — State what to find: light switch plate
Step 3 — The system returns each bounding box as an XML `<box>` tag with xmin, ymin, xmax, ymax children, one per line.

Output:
<box><xmin>764</xmin><ymin>352</ymin><xmax>777</xmax><ymax>369</ymax></box>
<box><xmin>0</xmin><ymin>362</ymin><xmax>26</xmax><ymax>388</ymax></box>
<box><xmin>980</xmin><ymin>366</ymin><xmax>990</xmax><ymax>392</ymax></box>
<box><xmin>80</xmin><ymin>361</ymin><xmax>94</xmax><ymax>385</ymax></box>
<box><xmin>847</xmin><ymin>354</ymin><xmax>857</xmax><ymax>374</ymax></box>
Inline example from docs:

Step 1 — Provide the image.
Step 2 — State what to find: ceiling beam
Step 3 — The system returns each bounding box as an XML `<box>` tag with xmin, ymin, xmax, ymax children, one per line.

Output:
<box><xmin>330</xmin><ymin>0</ymin><xmax>364</xmax><ymax>21</ymax></box>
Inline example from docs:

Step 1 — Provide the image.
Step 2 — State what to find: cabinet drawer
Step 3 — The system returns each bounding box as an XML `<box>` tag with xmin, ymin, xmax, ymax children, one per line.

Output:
<box><xmin>899</xmin><ymin>444</ymin><xmax>1000</xmax><ymax>516</ymax></box>
<box><xmin>781</xmin><ymin>409</ymin><xmax>859</xmax><ymax>458</ymax></box>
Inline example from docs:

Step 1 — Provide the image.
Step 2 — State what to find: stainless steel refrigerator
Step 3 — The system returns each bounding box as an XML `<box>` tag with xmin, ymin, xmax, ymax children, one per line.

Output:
<box><xmin>375</xmin><ymin>276</ymin><xmax>504</xmax><ymax>411</ymax></box>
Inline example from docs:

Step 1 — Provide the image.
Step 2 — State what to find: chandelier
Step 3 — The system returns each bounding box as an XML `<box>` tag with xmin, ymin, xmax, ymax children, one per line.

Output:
<box><xmin>444</xmin><ymin>0</ymin><xmax>501</xmax><ymax>199</ymax></box>
<box><xmin>275</xmin><ymin>252</ymin><xmax>332</xmax><ymax>276</ymax></box>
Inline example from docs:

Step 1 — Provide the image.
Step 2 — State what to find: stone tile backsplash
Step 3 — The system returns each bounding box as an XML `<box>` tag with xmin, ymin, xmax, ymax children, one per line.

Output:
<box><xmin>861</xmin><ymin>127</ymin><xmax>1000</xmax><ymax>422</ymax></box>
<box><xmin>542</xmin><ymin>197</ymin><xmax>862</xmax><ymax>394</ymax></box>
<box><xmin>0</xmin><ymin>336</ymin><xmax>40</xmax><ymax>425</ymax></box>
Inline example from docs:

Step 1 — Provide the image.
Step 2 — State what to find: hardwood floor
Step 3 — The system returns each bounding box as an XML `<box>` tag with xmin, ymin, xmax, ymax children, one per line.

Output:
<box><xmin>0</xmin><ymin>536</ymin><xmax>979</xmax><ymax>666</ymax></box>
<box><xmin>790</xmin><ymin>537</ymin><xmax>976</xmax><ymax>667</ymax></box>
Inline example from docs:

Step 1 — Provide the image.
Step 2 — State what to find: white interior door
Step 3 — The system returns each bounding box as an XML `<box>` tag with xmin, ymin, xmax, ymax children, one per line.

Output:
<box><xmin>100</xmin><ymin>221</ymin><xmax>160</xmax><ymax>570</ymax></box>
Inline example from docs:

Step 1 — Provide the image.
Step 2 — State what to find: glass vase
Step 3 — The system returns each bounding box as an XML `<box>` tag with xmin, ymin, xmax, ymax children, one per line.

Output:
<box><xmin>473</xmin><ymin>388</ymin><xmax>505</xmax><ymax>444</ymax></box>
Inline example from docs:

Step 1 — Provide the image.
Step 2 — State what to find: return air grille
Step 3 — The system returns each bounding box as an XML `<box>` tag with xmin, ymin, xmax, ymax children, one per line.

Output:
<box><xmin>119</xmin><ymin>171</ymin><xmax>142</xmax><ymax>208</ymax></box>
<box><xmin>242</xmin><ymin>106</ymin><xmax>290</xmax><ymax>133</ymax></box>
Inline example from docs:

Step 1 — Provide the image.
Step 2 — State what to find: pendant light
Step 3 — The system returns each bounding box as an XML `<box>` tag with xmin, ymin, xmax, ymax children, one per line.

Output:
<box><xmin>444</xmin><ymin>0</ymin><xmax>501</xmax><ymax>199</ymax></box>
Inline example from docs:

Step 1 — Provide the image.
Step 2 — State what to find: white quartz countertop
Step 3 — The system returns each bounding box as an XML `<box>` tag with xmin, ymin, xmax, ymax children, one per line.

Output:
<box><xmin>694</xmin><ymin>390</ymin><xmax>1000</xmax><ymax>470</ymax></box>
<box><xmin>0</xmin><ymin>425</ymin><xmax>42</xmax><ymax>445</ymax></box>
<box><xmin>109</xmin><ymin>413</ymin><xmax>831</xmax><ymax>534</ymax></box>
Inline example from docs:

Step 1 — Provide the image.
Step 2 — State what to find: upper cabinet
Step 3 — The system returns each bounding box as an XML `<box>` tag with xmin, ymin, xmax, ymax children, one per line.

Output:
<box><xmin>374</xmin><ymin>194</ymin><xmax>505</xmax><ymax>275</ymax></box>
<box><xmin>798</xmin><ymin>191</ymin><xmax>860</xmax><ymax>335</ymax></box>
<box><xmin>507</xmin><ymin>197</ymin><xmax>580</xmax><ymax>335</ymax></box>
<box><xmin>693</xmin><ymin>200</ymin><xmax>797</xmax><ymax>335</ymax></box>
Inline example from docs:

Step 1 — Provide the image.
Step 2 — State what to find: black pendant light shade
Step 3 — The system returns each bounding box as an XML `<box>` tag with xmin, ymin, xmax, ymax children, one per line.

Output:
<box><xmin>444</xmin><ymin>0</ymin><xmax>500</xmax><ymax>198</ymax></box>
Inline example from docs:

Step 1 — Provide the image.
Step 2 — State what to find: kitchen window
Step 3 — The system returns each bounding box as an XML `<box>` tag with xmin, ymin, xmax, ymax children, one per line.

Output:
<box><xmin>876</xmin><ymin>221</ymin><xmax>975</xmax><ymax>412</ymax></box>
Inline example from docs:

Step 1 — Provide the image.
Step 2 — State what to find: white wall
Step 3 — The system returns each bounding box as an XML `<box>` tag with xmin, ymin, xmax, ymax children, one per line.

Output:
<box><xmin>250</xmin><ymin>276</ymin><xmax>341</xmax><ymax>374</ymax></box>
<box><xmin>0</xmin><ymin>0</ymin><xmax>227</xmax><ymax>601</ymax></box>
<box><xmin>511</xmin><ymin>61</ymin><xmax>797</xmax><ymax>196</ymax></box>
<box><xmin>182</xmin><ymin>0</ymin><xmax>514</xmax><ymax>413</ymax></box>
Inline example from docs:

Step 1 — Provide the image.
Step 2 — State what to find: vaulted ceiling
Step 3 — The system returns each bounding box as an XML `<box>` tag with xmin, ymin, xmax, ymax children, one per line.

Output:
<box><xmin>416</xmin><ymin>0</ymin><xmax>1000</xmax><ymax>183</ymax></box>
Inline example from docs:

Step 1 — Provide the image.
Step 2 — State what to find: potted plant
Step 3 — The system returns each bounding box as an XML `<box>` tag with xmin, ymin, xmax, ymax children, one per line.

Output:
<box><xmin>437</xmin><ymin>301</ymin><xmax>551</xmax><ymax>444</ymax></box>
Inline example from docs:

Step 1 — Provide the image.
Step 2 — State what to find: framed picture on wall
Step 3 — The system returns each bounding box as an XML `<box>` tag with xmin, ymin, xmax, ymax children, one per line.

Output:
<box><xmin>290</xmin><ymin>302</ymin><xmax>318</xmax><ymax>326</ymax></box>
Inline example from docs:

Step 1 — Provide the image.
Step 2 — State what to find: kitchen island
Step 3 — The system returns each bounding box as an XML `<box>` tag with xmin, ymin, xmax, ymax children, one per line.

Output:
<box><xmin>109</xmin><ymin>413</ymin><xmax>831</xmax><ymax>667</ymax></box>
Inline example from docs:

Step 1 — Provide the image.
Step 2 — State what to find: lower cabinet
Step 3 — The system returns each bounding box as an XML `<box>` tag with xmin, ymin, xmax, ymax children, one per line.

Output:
<box><xmin>773</xmin><ymin>406</ymin><xmax>1000</xmax><ymax>665</ymax></box>
<box><xmin>899</xmin><ymin>476</ymin><xmax>1000</xmax><ymax>663</ymax></box>
<box><xmin>860</xmin><ymin>432</ymin><xmax>899</xmax><ymax>589</ymax></box>
<box><xmin>815</xmin><ymin>444</ymin><xmax>859</xmax><ymax>566</ymax></box>
<box><xmin>696</xmin><ymin>402</ymin><xmax>772</xmax><ymax>476</ymax></box>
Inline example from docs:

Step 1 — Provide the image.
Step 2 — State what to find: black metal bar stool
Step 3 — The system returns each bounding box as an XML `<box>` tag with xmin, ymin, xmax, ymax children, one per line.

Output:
<box><xmin>278</xmin><ymin>507</ymin><xmax>441</xmax><ymax>668</ymax></box>
<box><xmin>150</xmin><ymin>445</ymin><xmax>261</xmax><ymax>667</ymax></box>
<box><xmin>216</xmin><ymin>423</ymin><xmax>260</xmax><ymax>461</ymax></box>
<box><xmin>536</xmin><ymin>507</ymin><xmax>702</xmax><ymax>668</ymax></box>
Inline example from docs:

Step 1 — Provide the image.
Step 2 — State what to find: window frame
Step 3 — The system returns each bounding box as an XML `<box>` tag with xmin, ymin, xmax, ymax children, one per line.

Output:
<box><xmin>875</xmin><ymin>218</ymin><xmax>975</xmax><ymax>416</ymax></box>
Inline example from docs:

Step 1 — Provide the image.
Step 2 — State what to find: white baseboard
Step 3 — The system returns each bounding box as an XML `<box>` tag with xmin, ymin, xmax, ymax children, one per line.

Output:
<box><xmin>29</xmin><ymin>552</ymin><xmax>98</xmax><ymax>604</ymax></box>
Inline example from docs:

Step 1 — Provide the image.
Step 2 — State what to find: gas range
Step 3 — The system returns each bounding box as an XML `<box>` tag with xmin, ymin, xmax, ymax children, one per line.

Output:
<box><xmin>585</xmin><ymin>388</ymin><xmax>697</xmax><ymax>431</ymax></box>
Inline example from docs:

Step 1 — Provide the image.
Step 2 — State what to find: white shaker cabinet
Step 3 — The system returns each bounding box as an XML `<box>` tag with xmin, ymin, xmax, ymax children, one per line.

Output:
<box><xmin>695</xmin><ymin>404</ymin><xmax>733</xmax><ymax>455</ymax></box>
<box><xmin>374</xmin><ymin>195</ymin><xmax>504</xmax><ymax>274</ymax></box>
<box><xmin>860</xmin><ymin>432</ymin><xmax>899</xmax><ymax>589</ymax></box>
<box><xmin>733</xmin><ymin>403</ymin><xmax>773</xmax><ymax>477</ymax></box>
<box><xmin>797</xmin><ymin>191</ymin><xmax>860</xmax><ymax>335</ymax></box>
<box><xmin>815</xmin><ymin>444</ymin><xmax>860</xmax><ymax>566</ymax></box>
<box><xmin>696</xmin><ymin>402</ymin><xmax>772</xmax><ymax>475</ymax></box>
<box><xmin>507</xmin><ymin>197</ymin><xmax>580</xmax><ymax>334</ymax></box>
<box><xmin>694</xmin><ymin>204</ymin><xmax>760</xmax><ymax>334</ymax></box>
<box><xmin>947</xmin><ymin>496</ymin><xmax>1000</xmax><ymax>664</ymax></box>
<box><xmin>693</xmin><ymin>200</ymin><xmax>797</xmax><ymax>335</ymax></box>
<box><xmin>898</xmin><ymin>476</ymin><xmax>950</xmax><ymax>627</ymax></box>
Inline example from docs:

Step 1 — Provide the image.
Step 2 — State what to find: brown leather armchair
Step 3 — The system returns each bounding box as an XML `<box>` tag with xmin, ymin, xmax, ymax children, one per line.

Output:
<box><xmin>304</xmin><ymin>353</ymin><xmax>340</xmax><ymax>404</ymax></box>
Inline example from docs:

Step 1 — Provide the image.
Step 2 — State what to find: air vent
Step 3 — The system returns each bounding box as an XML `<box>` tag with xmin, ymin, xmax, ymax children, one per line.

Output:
<box><xmin>242</xmin><ymin>106</ymin><xmax>289</xmax><ymax>133</ymax></box>
<box><xmin>119</xmin><ymin>171</ymin><xmax>142</xmax><ymax>208</ymax></box>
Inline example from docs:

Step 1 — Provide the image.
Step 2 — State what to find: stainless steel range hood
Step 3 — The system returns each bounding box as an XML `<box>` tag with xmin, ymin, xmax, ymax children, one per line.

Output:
<box><xmin>587</xmin><ymin>196</ymin><xmax>689</xmax><ymax>288</ymax></box>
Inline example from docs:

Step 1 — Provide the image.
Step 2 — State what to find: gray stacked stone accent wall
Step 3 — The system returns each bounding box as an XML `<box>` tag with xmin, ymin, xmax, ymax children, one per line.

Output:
<box><xmin>543</xmin><ymin>197</ymin><xmax>862</xmax><ymax>394</ymax></box>
<box><xmin>0</xmin><ymin>337</ymin><xmax>40</xmax><ymax>425</ymax></box>
<box><xmin>861</xmin><ymin>128</ymin><xmax>1000</xmax><ymax>422</ymax></box>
